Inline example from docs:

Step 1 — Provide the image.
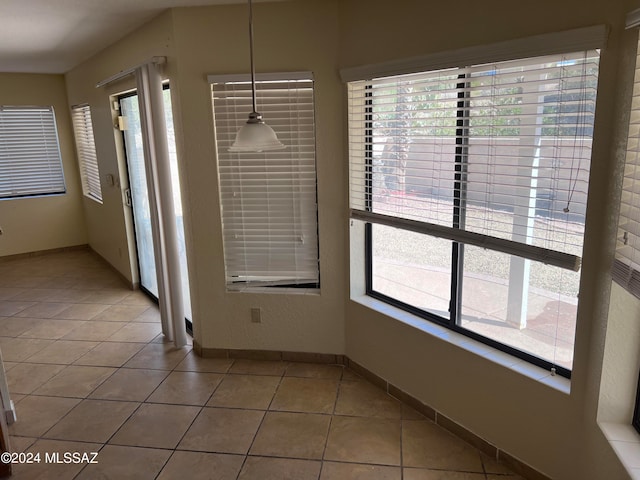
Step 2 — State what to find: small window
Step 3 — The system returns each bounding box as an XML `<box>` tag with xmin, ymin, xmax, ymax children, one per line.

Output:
<box><xmin>71</xmin><ymin>104</ymin><xmax>102</xmax><ymax>203</ymax></box>
<box><xmin>0</xmin><ymin>106</ymin><xmax>65</xmax><ymax>199</ymax></box>
<box><xmin>211</xmin><ymin>73</ymin><xmax>320</xmax><ymax>288</ymax></box>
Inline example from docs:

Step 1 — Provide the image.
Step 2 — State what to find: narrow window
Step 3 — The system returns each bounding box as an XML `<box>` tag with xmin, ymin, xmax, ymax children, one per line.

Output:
<box><xmin>71</xmin><ymin>104</ymin><xmax>102</xmax><ymax>203</ymax></box>
<box><xmin>211</xmin><ymin>73</ymin><xmax>320</xmax><ymax>289</ymax></box>
<box><xmin>0</xmin><ymin>106</ymin><xmax>65</xmax><ymax>199</ymax></box>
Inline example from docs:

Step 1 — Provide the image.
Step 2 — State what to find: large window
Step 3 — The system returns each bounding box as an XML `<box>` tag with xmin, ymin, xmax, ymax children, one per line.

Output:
<box><xmin>71</xmin><ymin>104</ymin><xmax>102</xmax><ymax>203</ymax></box>
<box><xmin>0</xmin><ymin>106</ymin><xmax>65</xmax><ymax>199</ymax></box>
<box><xmin>347</xmin><ymin>48</ymin><xmax>600</xmax><ymax>376</ymax></box>
<box><xmin>210</xmin><ymin>73</ymin><xmax>320</xmax><ymax>289</ymax></box>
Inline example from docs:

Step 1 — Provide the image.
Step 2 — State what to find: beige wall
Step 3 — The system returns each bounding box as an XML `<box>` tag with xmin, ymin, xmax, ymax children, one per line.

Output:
<box><xmin>341</xmin><ymin>0</ymin><xmax>635</xmax><ymax>479</ymax></box>
<box><xmin>0</xmin><ymin>74</ymin><xmax>87</xmax><ymax>257</ymax></box>
<box><xmin>65</xmin><ymin>2</ymin><xmax>346</xmax><ymax>354</ymax></box>
<box><xmin>65</xmin><ymin>10</ymin><xmax>177</xmax><ymax>283</ymax></box>
<box><xmin>62</xmin><ymin>0</ymin><xmax>640</xmax><ymax>478</ymax></box>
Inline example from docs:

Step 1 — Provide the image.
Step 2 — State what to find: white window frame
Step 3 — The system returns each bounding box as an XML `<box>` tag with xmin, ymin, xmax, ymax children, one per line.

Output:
<box><xmin>210</xmin><ymin>72</ymin><xmax>320</xmax><ymax>290</ymax></box>
<box><xmin>0</xmin><ymin>105</ymin><xmax>65</xmax><ymax>199</ymax></box>
<box><xmin>71</xmin><ymin>104</ymin><xmax>102</xmax><ymax>203</ymax></box>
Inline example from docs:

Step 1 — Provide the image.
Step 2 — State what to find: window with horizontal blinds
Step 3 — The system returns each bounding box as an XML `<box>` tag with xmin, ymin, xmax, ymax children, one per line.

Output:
<box><xmin>347</xmin><ymin>44</ymin><xmax>601</xmax><ymax>376</ymax></box>
<box><xmin>0</xmin><ymin>106</ymin><xmax>65</xmax><ymax>199</ymax></box>
<box><xmin>71</xmin><ymin>104</ymin><xmax>102</xmax><ymax>203</ymax></box>
<box><xmin>349</xmin><ymin>50</ymin><xmax>599</xmax><ymax>271</ymax></box>
<box><xmin>211</xmin><ymin>74</ymin><xmax>319</xmax><ymax>287</ymax></box>
<box><xmin>615</xmin><ymin>34</ymin><xmax>640</xmax><ymax>299</ymax></box>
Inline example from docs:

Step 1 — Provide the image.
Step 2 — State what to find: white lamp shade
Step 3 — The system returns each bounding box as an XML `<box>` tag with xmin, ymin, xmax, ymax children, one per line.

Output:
<box><xmin>229</xmin><ymin>121</ymin><xmax>286</xmax><ymax>152</ymax></box>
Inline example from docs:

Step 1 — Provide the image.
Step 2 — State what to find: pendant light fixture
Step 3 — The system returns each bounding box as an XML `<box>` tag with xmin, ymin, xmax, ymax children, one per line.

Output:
<box><xmin>229</xmin><ymin>0</ymin><xmax>285</xmax><ymax>152</ymax></box>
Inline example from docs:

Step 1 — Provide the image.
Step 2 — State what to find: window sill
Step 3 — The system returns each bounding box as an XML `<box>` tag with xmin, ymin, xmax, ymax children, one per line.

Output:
<box><xmin>351</xmin><ymin>294</ymin><xmax>571</xmax><ymax>394</ymax></box>
<box><xmin>227</xmin><ymin>285</ymin><xmax>320</xmax><ymax>295</ymax></box>
<box><xmin>599</xmin><ymin>422</ymin><xmax>640</xmax><ymax>479</ymax></box>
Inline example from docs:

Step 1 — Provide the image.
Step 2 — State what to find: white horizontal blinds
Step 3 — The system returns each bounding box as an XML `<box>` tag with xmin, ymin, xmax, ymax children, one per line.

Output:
<box><xmin>614</xmin><ymin>37</ymin><xmax>640</xmax><ymax>297</ymax></box>
<box><xmin>71</xmin><ymin>105</ymin><xmax>102</xmax><ymax>202</ymax></box>
<box><xmin>0</xmin><ymin>106</ymin><xmax>65</xmax><ymax>198</ymax></box>
<box><xmin>348</xmin><ymin>50</ymin><xmax>599</xmax><ymax>271</ymax></box>
<box><xmin>212</xmin><ymin>76</ymin><xmax>319</xmax><ymax>285</ymax></box>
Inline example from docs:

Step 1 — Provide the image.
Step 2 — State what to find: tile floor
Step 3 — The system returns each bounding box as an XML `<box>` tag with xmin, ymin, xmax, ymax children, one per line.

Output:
<box><xmin>0</xmin><ymin>249</ymin><xmax>524</xmax><ymax>479</ymax></box>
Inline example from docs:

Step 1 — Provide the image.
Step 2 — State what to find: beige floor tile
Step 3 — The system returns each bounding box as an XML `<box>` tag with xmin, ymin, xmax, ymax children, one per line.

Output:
<box><xmin>147</xmin><ymin>371</ymin><xmax>223</xmax><ymax>405</ymax></box>
<box><xmin>175</xmin><ymin>352</ymin><xmax>234</xmax><ymax>373</ymax></box>
<box><xmin>286</xmin><ymin>362</ymin><xmax>344</xmax><ymax>380</ymax></box>
<box><xmin>486</xmin><ymin>475</ymin><xmax>525</xmax><ymax>480</ymax></box>
<box><xmin>61</xmin><ymin>321</ymin><xmax>127</xmax><ymax>341</ymax></box>
<box><xmin>75</xmin><ymin>445</ymin><xmax>171</xmax><ymax>480</ymax></box>
<box><xmin>34</xmin><ymin>365</ymin><xmax>116</xmax><ymax>398</ymax></box>
<box><xmin>271</xmin><ymin>377</ymin><xmax>338</xmax><ymax>414</ymax></box>
<box><xmin>107</xmin><ymin>322</ymin><xmax>163</xmax><ymax>343</ymax></box>
<box><xmin>18</xmin><ymin>319</ymin><xmax>86</xmax><ymax>340</ymax></box>
<box><xmin>74</xmin><ymin>342</ymin><xmax>145</xmax><ymax>367</ymax></box>
<box><xmin>335</xmin><ymin>380</ymin><xmax>402</xmax><ymax>419</ymax></box>
<box><xmin>46</xmin><ymin>289</ymin><xmax>93</xmax><ymax>304</ymax></box>
<box><xmin>123</xmin><ymin>342</ymin><xmax>191</xmax><ymax>369</ymax></box>
<box><xmin>13</xmin><ymin>302</ymin><xmax>72</xmax><ymax>319</ymax></box>
<box><xmin>119</xmin><ymin>291</ymin><xmax>156</xmax><ymax>306</ymax></box>
<box><xmin>402</xmin><ymin>420</ymin><xmax>484</xmax><ymax>471</ymax></box>
<box><xmin>229</xmin><ymin>359</ymin><xmax>288</xmax><ymax>376</ymax></box>
<box><xmin>321</xmin><ymin>462</ymin><xmax>401</xmax><ymax>480</ymax></box>
<box><xmin>0</xmin><ymin>287</ymin><xmax>25</xmax><ymax>300</ymax></box>
<box><xmin>53</xmin><ymin>303</ymin><xmax>110</xmax><ymax>320</ymax></box>
<box><xmin>81</xmin><ymin>290</ymin><xmax>131</xmax><ymax>305</ymax></box>
<box><xmin>238</xmin><ymin>456</ymin><xmax>321</xmax><ymax>480</ymax></box>
<box><xmin>178</xmin><ymin>407</ymin><xmax>264</xmax><ymax>454</ymax></box>
<box><xmin>92</xmin><ymin>304</ymin><xmax>150</xmax><ymax>322</ymax></box>
<box><xmin>403</xmin><ymin>469</ymin><xmax>486</xmax><ymax>480</ymax></box>
<box><xmin>0</xmin><ymin>276</ymin><xmax>47</xmax><ymax>289</ymax></box>
<box><xmin>158</xmin><ymin>451</ymin><xmax>244</xmax><ymax>480</ymax></box>
<box><xmin>7</xmin><ymin>363</ymin><xmax>66</xmax><ymax>394</ymax></box>
<box><xmin>8</xmin><ymin>435</ymin><xmax>36</xmax><ymax>453</ymax></box>
<box><xmin>0</xmin><ymin>301</ymin><xmax>36</xmax><ymax>316</ymax></box>
<box><xmin>250</xmin><ymin>411</ymin><xmax>330</xmax><ymax>460</ymax></box>
<box><xmin>131</xmin><ymin>307</ymin><xmax>160</xmax><ymax>322</ymax></box>
<box><xmin>11</xmin><ymin>439</ymin><xmax>101</xmax><ymax>480</ymax></box>
<box><xmin>43</xmin><ymin>399</ymin><xmax>139</xmax><ymax>443</ymax></box>
<box><xmin>0</xmin><ymin>337</ymin><xmax>54</xmax><ymax>361</ymax></box>
<box><xmin>6</xmin><ymin>288</ymin><xmax>55</xmax><ymax>302</ymax></box>
<box><xmin>37</xmin><ymin>277</ymin><xmax>80</xmax><ymax>290</ymax></box>
<box><xmin>3</xmin><ymin>361</ymin><xmax>17</xmax><ymax>371</ymax></box>
<box><xmin>0</xmin><ymin>317</ymin><xmax>44</xmax><ymax>337</ymax></box>
<box><xmin>89</xmin><ymin>368</ymin><xmax>168</xmax><ymax>401</ymax></box>
<box><xmin>207</xmin><ymin>374</ymin><xmax>280</xmax><ymax>410</ymax></box>
<box><xmin>24</xmin><ymin>340</ymin><xmax>99</xmax><ymax>364</ymax></box>
<box><xmin>109</xmin><ymin>403</ymin><xmax>200</xmax><ymax>449</ymax></box>
<box><xmin>325</xmin><ymin>416</ymin><xmax>401</xmax><ymax>466</ymax></box>
<box><xmin>9</xmin><ymin>396</ymin><xmax>80</xmax><ymax>437</ymax></box>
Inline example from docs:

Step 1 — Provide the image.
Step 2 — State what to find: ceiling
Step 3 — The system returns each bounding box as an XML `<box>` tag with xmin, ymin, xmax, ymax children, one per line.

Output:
<box><xmin>0</xmin><ymin>0</ymin><xmax>258</xmax><ymax>74</ymax></box>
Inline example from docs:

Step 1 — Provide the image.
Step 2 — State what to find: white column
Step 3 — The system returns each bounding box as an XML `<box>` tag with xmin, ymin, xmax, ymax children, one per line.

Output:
<box><xmin>506</xmin><ymin>79</ymin><xmax>543</xmax><ymax>329</ymax></box>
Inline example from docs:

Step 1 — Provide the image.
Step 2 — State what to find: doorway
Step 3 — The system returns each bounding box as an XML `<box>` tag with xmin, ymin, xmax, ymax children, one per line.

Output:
<box><xmin>118</xmin><ymin>86</ymin><xmax>193</xmax><ymax>330</ymax></box>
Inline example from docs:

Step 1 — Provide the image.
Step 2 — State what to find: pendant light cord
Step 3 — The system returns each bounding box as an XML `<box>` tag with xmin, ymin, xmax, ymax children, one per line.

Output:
<box><xmin>248</xmin><ymin>0</ymin><xmax>258</xmax><ymax>115</ymax></box>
